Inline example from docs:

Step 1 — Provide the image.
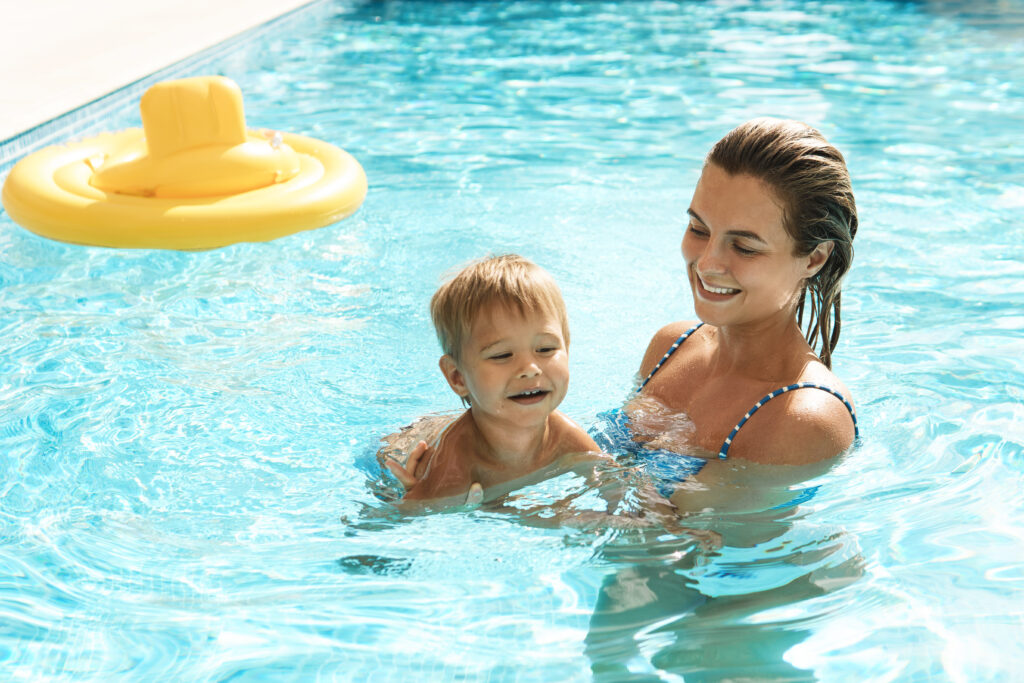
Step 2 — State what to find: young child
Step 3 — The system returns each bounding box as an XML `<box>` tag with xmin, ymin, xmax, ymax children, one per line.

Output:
<box><xmin>380</xmin><ymin>254</ymin><xmax>601</xmax><ymax>507</ymax></box>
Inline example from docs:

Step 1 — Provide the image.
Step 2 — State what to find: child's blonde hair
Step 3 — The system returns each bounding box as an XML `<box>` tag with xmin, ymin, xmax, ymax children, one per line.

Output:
<box><xmin>430</xmin><ymin>254</ymin><xmax>570</xmax><ymax>361</ymax></box>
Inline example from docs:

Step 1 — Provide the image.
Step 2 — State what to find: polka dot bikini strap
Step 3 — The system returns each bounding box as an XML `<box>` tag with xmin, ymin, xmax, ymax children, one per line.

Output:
<box><xmin>636</xmin><ymin>323</ymin><xmax>704</xmax><ymax>393</ymax></box>
<box><xmin>718</xmin><ymin>382</ymin><xmax>860</xmax><ymax>459</ymax></box>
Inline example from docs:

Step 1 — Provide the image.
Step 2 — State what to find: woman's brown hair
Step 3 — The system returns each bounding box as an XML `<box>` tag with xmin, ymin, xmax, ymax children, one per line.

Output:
<box><xmin>707</xmin><ymin>118</ymin><xmax>858</xmax><ymax>368</ymax></box>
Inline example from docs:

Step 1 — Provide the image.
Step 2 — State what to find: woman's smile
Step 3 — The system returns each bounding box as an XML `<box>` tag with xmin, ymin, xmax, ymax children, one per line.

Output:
<box><xmin>694</xmin><ymin>271</ymin><xmax>741</xmax><ymax>300</ymax></box>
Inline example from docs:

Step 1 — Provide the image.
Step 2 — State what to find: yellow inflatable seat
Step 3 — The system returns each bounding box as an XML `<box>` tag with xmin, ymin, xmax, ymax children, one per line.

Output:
<box><xmin>2</xmin><ymin>76</ymin><xmax>367</xmax><ymax>249</ymax></box>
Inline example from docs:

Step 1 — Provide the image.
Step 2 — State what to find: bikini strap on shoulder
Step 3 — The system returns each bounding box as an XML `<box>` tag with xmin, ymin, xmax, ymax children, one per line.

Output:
<box><xmin>637</xmin><ymin>323</ymin><xmax>704</xmax><ymax>393</ymax></box>
<box><xmin>718</xmin><ymin>382</ymin><xmax>859</xmax><ymax>459</ymax></box>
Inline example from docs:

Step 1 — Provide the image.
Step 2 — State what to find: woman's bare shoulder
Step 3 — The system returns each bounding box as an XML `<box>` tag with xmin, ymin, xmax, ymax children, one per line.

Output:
<box><xmin>773</xmin><ymin>390</ymin><xmax>856</xmax><ymax>463</ymax></box>
<box><xmin>801</xmin><ymin>364</ymin><xmax>855</xmax><ymax>411</ymax></box>
<box><xmin>639</xmin><ymin>320</ymin><xmax>702</xmax><ymax>377</ymax></box>
<box><xmin>733</xmin><ymin>365</ymin><xmax>856</xmax><ymax>465</ymax></box>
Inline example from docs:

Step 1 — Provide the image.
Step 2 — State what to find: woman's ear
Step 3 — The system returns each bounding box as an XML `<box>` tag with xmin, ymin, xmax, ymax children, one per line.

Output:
<box><xmin>439</xmin><ymin>355</ymin><xmax>469</xmax><ymax>400</ymax></box>
<box><xmin>805</xmin><ymin>241</ymin><xmax>834</xmax><ymax>278</ymax></box>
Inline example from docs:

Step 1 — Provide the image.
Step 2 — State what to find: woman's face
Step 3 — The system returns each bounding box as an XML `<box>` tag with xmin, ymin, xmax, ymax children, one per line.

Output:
<box><xmin>682</xmin><ymin>163</ymin><xmax>826</xmax><ymax>329</ymax></box>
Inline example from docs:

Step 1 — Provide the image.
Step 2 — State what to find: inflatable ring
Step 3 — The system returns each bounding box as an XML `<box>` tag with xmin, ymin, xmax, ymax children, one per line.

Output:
<box><xmin>1</xmin><ymin>76</ymin><xmax>367</xmax><ymax>250</ymax></box>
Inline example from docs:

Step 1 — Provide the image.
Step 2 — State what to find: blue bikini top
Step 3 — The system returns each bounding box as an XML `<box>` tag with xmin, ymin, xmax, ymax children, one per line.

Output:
<box><xmin>592</xmin><ymin>324</ymin><xmax>859</xmax><ymax>470</ymax></box>
<box><xmin>639</xmin><ymin>323</ymin><xmax>859</xmax><ymax>459</ymax></box>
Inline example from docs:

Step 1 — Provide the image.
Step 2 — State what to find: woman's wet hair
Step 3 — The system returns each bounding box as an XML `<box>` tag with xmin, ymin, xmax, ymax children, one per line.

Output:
<box><xmin>707</xmin><ymin>118</ymin><xmax>857</xmax><ymax>369</ymax></box>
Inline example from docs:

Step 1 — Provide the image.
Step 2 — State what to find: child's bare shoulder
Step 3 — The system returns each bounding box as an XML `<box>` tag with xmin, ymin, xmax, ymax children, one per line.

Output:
<box><xmin>549</xmin><ymin>410</ymin><xmax>600</xmax><ymax>455</ymax></box>
<box><xmin>376</xmin><ymin>412</ymin><xmax>459</xmax><ymax>470</ymax></box>
<box><xmin>401</xmin><ymin>417</ymin><xmax>476</xmax><ymax>501</ymax></box>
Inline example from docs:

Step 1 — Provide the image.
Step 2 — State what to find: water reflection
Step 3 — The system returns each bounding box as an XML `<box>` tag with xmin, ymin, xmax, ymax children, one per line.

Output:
<box><xmin>361</xmin><ymin>433</ymin><xmax>865</xmax><ymax>679</ymax></box>
<box><xmin>583</xmin><ymin>459</ymin><xmax>864</xmax><ymax>680</ymax></box>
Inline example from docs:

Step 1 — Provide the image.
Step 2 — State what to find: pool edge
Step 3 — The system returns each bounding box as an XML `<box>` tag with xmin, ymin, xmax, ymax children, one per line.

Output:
<box><xmin>0</xmin><ymin>0</ymin><xmax>330</xmax><ymax>178</ymax></box>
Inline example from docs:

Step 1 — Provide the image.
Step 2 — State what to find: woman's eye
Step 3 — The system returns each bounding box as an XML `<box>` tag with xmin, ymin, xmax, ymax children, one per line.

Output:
<box><xmin>734</xmin><ymin>244</ymin><xmax>759</xmax><ymax>256</ymax></box>
<box><xmin>687</xmin><ymin>224</ymin><xmax>708</xmax><ymax>238</ymax></box>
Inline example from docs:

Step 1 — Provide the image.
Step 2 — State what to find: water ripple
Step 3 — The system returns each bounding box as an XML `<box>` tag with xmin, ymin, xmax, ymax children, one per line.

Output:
<box><xmin>2</xmin><ymin>0</ymin><xmax>1024</xmax><ymax>679</ymax></box>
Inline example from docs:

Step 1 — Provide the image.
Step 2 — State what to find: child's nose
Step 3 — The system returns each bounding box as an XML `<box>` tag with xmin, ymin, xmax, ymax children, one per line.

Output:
<box><xmin>517</xmin><ymin>360</ymin><xmax>541</xmax><ymax>378</ymax></box>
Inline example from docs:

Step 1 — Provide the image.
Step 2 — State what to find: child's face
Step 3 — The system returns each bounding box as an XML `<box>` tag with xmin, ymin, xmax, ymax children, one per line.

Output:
<box><xmin>442</xmin><ymin>304</ymin><xmax>569</xmax><ymax>428</ymax></box>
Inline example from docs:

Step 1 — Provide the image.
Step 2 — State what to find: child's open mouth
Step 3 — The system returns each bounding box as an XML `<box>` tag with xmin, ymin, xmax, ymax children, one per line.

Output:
<box><xmin>508</xmin><ymin>388</ymin><xmax>550</xmax><ymax>404</ymax></box>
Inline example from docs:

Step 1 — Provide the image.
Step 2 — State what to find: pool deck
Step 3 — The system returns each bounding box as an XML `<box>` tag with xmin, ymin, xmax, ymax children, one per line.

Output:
<box><xmin>0</xmin><ymin>0</ymin><xmax>317</xmax><ymax>143</ymax></box>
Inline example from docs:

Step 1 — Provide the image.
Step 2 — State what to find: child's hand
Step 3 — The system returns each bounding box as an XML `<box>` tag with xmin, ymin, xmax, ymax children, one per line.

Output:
<box><xmin>384</xmin><ymin>440</ymin><xmax>432</xmax><ymax>489</ymax></box>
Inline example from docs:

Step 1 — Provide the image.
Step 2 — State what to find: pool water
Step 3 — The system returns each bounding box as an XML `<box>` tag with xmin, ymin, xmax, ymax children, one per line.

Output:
<box><xmin>2</xmin><ymin>0</ymin><xmax>1023</xmax><ymax>680</ymax></box>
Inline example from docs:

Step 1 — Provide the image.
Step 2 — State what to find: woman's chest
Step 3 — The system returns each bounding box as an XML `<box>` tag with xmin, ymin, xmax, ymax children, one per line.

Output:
<box><xmin>639</xmin><ymin>361</ymin><xmax>784</xmax><ymax>456</ymax></box>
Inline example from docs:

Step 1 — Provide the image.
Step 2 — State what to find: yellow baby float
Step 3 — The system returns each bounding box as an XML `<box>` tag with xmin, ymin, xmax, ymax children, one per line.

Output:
<box><xmin>1</xmin><ymin>76</ymin><xmax>367</xmax><ymax>249</ymax></box>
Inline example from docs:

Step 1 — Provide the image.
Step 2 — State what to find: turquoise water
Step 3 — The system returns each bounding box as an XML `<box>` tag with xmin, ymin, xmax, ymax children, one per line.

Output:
<box><xmin>2</xmin><ymin>0</ymin><xmax>1023</xmax><ymax>680</ymax></box>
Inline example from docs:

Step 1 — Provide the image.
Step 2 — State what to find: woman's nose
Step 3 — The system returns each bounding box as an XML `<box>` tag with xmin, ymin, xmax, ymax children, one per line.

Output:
<box><xmin>696</xmin><ymin>240</ymin><xmax>726</xmax><ymax>273</ymax></box>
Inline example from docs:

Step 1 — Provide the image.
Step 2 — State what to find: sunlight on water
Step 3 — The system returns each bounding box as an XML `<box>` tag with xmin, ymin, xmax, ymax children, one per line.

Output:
<box><xmin>1</xmin><ymin>0</ymin><xmax>1023</xmax><ymax>680</ymax></box>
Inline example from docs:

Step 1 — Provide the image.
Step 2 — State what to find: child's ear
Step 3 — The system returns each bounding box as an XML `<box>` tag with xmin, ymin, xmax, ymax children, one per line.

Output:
<box><xmin>439</xmin><ymin>355</ymin><xmax>469</xmax><ymax>400</ymax></box>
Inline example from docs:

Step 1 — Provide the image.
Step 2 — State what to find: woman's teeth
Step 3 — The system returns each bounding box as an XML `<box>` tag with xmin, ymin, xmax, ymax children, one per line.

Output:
<box><xmin>701</xmin><ymin>278</ymin><xmax>739</xmax><ymax>294</ymax></box>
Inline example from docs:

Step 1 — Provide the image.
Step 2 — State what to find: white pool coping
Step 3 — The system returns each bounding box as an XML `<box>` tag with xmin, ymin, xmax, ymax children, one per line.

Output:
<box><xmin>0</xmin><ymin>0</ymin><xmax>317</xmax><ymax>143</ymax></box>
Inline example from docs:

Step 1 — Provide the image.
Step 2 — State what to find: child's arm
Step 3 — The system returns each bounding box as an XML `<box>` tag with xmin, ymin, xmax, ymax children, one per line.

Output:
<box><xmin>385</xmin><ymin>440</ymin><xmax>484</xmax><ymax>509</ymax></box>
<box><xmin>375</xmin><ymin>414</ymin><xmax>452</xmax><ymax>472</ymax></box>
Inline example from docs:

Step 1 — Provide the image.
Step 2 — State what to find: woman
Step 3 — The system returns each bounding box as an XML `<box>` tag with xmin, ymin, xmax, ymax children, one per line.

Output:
<box><xmin>601</xmin><ymin>117</ymin><xmax>858</xmax><ymax>477</ymax></box>
<box><xmin>582</xmin><ymin>120</ymin><xmax>861</xmax><ymax>678</ymax></box>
